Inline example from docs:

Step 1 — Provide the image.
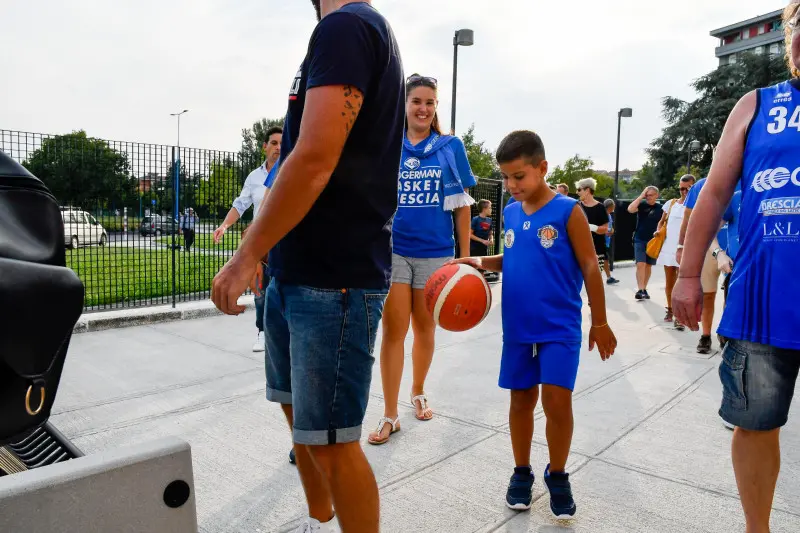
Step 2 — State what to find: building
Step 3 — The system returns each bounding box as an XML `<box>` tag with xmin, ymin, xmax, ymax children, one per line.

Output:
<box><xmin>595</xmin><ymin>169</ymin><xmax>639</xmax><ymax>184</ymax></box>
<box><xmin>711</xmin><ymin>9</ymin><xmax>786</xmax><ymax>66</ymax></box>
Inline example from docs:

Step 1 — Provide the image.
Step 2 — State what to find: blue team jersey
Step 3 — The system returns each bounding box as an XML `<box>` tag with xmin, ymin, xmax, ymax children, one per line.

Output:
<box><xmin>502</xmin><ymin>195</ymin><xmax>584</xmax><ymax>343</ymax></box>
<box><xmin>718</xmin><ymin>80</ymin><xmax>800</xmax><ymax>350</ymax></box>
<box><xmin>391</xmin><ymin>135</ymin><xmax>476</xmax><ymax>258</ymax></box>
<box><xmin>721</xmin><ymin>190</ymin><xmax>742</xmax><ymax>261</ymax></box>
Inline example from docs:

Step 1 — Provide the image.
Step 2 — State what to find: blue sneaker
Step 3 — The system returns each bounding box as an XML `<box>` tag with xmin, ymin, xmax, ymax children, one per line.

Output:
<box><xmin>544</xmin><ymin>464</ymin><xmax>576</xmax><ymax>519</ymax></box>
<box><xmin>505</xmin><ymin>466</ymin><xmax>534</xmax><ymax>510</ymax></box>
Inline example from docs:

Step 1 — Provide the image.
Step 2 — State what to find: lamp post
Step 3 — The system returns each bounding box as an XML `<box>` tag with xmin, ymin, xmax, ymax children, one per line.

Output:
<box><xmin>687</xmin><ymin>139</ymin><xmax>701</xmax><ymax>174</ymax></box>
<box><xmin>169</xmin><ymin>110</ymin><xmax>188</xmax><ymax>224</ymax></box>
<box><xmin>612</xmin><ymin>107</ymin><xmax>632</xmax><ymax>272</ymax></box>
<box><xmin>450</xmin><ymin>29</ymin><xmax>474</xmax><ymax>134</ymax></box>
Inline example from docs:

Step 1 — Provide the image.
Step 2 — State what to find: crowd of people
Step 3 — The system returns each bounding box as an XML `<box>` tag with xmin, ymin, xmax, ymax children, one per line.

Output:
<box><xmin>206</xmin><ymin>1</ymin><xmax>800</xmax><ymax>532</ymax></box>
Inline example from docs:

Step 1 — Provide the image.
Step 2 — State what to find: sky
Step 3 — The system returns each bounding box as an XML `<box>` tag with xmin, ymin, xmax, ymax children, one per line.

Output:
<box><xmin>0</xmin><ymin>0</ymin><xmax>786</xmax><ymax>172</ymax></box>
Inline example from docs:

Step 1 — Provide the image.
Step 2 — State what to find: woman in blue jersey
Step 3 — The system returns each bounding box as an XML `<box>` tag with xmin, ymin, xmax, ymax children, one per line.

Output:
<box><xmin>673</xmin><ymin>5</ymin><xmax>800</xmax><ymax>531</ymax></box>
<box><xmin>368</xmin><ymin>74</ymin><xmax>477</xmax><ymax>445</ymax></box>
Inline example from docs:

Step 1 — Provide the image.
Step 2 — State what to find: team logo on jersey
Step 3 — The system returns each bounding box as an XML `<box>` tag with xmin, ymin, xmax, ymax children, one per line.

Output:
<box><xmin>774</xmin><ymin>92</ymin><xmax>793</xmax><ymax>104</ymax></box>
<box><xmin>751</xmin><ymin>167</ymin><xmax>800</xmax><ymax>193</ymax></box>
<box><xmin>537</xmin><ymin>225</ymin><xmax>558</xmax><ymax>249</ymax></box>
<box><xmin>523</xmin><ymin>221</ymin><xmax>531</xmax><ymax>231</ymax></box>
<box><xmin>404</xmin><ymin>157</ymin><xmax>421</xmax><ymax>171</ymax></box>
<box><xmin>289</xmin><ymin>66</ymin><xmax>302</xmax><ymax>101</ymax></box>
<box><xmin>505</xmin><ymin>229</ymin><xmax>515</xmax><ymax>249</ymax></box>
<box><xmin>759</xmin><ymin>197</ymin><xmax>800</xmax><ymax>216</ymax></box>
<box><xmin>763</xmin><ymin>220</ymin><xmax>800</xmax><ymax>242</ymax></box>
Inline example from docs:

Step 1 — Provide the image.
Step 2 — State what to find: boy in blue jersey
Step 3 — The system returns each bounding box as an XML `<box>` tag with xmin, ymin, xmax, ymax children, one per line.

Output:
<box><xmin>673</xmin><ymin>5</ymin><xmax>800</xmax><ymax>531</ymax></box>
<box><xmin>453</xmin><ymin>130</ymin><xmax>617</xmax><ymax>518</ymax></box>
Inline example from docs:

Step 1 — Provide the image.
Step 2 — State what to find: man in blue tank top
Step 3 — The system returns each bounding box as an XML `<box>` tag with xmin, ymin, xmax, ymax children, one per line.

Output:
<box><xmin>453</xmin><ymin>130</ymin><xmax>617</xmax><ymax>519</ymax></box>
<box><xmin>673</xmin><ymin>6</ymin><xmax>800</xmax><ymax>531</ymax></box>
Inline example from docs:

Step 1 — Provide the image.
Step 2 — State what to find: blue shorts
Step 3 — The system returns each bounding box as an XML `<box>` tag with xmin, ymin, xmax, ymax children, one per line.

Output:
<box><xmin>499</xmin><ymin>341</ymin><xmax>581</xmax><ymax>391</ymax></box>
<box><xmin>633</xmin><ymin>240</ymin><xmax>656</xmax><ymax>265</ymax></box>
<box><xmin>265</xmin><ymin>279</ymin><xmax>388</xmax><ymax>445</ymax></box>
<box><xmin>719</xmin><ymin>339</ymin><xmax>800</xmax><ymax>431</ymax></box>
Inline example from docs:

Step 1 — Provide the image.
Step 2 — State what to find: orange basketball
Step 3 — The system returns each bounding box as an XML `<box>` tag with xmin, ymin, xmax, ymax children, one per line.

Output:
<box><xmin>424</xmin><ymin>263</ymin><xmax>492</xmax><ymax>332</ymax></box>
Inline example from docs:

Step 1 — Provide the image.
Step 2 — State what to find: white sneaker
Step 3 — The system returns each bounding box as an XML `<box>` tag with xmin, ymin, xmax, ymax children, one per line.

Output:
<box><xmin>252</xmin><ymin>331</ymin><xmax>265</xmax><ymax>352</ymax></box>
<box><xmin>293</xmin><ymin>517</ymin><xmax>339</xmax><ymax>533</ymax></box>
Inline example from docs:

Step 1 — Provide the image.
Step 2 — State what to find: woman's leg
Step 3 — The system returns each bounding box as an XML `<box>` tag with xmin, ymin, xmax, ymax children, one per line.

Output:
<box><xmin>664</xmin><ymin>266</ymin><xmax>678</xmax><ymax>309</ymax></box>
<box><xmin>367</xmin><ymin>283</ymin><xmax>412</xmax><ymax>443</ymax></box>
<box><xmin>410</xmin><ymin>288</ymin><xmax>436</xmax><ymax>420</ymax></box>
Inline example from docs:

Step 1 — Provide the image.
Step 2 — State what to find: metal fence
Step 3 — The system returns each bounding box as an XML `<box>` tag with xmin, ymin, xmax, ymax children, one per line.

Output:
<box><xmin>1</xmin><ymin>129</ymin><xmax>262</xmax><ymax>312</ymax></box>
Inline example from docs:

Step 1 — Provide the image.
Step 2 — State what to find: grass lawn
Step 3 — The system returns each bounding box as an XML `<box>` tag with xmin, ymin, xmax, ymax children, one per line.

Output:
<box><xmin>157</xmin><ymin>231</ymin><xmax>241</xmax><ymax>251</ymax></box>
<box><xmin>67</xmin><ymin>246</ymin><xmax>230</xmax><ymax>309</ymax></box>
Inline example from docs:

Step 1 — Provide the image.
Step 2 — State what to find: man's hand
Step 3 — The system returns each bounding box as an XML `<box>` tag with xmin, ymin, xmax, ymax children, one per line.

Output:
<box><xmin>672</xmin><ymin>276</ymin><xmax>704</xmax><ymax>331</ymax></box>
<box><xmin>213</xmin><ymin>225</ymin><xmax>227</xmax><ymax>244</ymax></box>
<box><xmin>589</xmin><ymin>324</ymin><xmax>617</xmax><ymax>361</ymax></box>
<box><xmin>448</xmin><ymin>256</ymin><xmax>483</xmax><ymax>270</ymax></box>
<box><xmin>717</xmin><ymin>251</ymin><xmax>733</xmax><ymax>274</ymax></box>
<box><xmin>211</xmin><ymin>252</ymin><xmax>257</xmax><ymax>315</ymax></box>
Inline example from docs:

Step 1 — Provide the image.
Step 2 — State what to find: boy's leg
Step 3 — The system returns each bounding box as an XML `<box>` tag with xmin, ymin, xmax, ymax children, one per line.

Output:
<box><xmin>264</xmin><ymin>280</ymin><xmax>334</xmax><ymax>523</ymax></box>
<box><xmin>719</xmin><ymin>340</ymin><xmax>800</xmax><ymax>533</ymax></box>
<box><xmin>284</xmin><ymin>284</ymin><xmax>387</xmax><ymax>532</ymax></box>
<box><xmin>538</xmin><ymin>342</ymin><xmax>581</xmax><ymax>472</ymax></box>
<box><xmin>500</xmin><ymin>343</ymin><xmax>541</xmax><ymax>467</ymax></box>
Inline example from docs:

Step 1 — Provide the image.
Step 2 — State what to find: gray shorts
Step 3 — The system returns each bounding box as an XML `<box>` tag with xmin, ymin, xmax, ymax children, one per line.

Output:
<box><xmin>391</xmin><ymin>254</ymin><xmax>452</xmax><ymax>290</ymax></box>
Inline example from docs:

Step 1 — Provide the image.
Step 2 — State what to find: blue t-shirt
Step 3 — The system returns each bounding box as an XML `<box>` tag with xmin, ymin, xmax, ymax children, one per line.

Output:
<box><xmin>266</xmin><ymin>3</ymin><xmax>405</xmax><ymax>289</ymax></box>
<box><xmin>718</xmin><ymin>79</ymin><xmax>800</xmax><ymax>350</ymax></box>
<box><xmin>391</xmin><ymin>135</ymin><xmax>476</xmax><ymax>258</ymax></box>
<box><xmin>502</xmin><ymin>195</ymin><xmax>584</xmax><ymax>343</ymax></box>
<box><xmin>471</xmin><ymin>215</ymin><xmax>492</xmax><ymax>240</ymax></box>
<box><xmin>684</xmin><ymin>177</ymin><xmax>706</xmax><ymax>210</ymax></box>
<box><xmin>721</xmin><ymin>190</ymin><xmax>742</xmax><ymax>261</ymax></box>
<box><xmin>605</xmin><ymin>213</ymin><xmax>613</xmax><ymax>248</ymax></box>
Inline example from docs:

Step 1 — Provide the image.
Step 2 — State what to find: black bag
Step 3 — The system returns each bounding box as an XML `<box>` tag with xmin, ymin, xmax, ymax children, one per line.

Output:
<box><xmin>0</xmin><ymin>150</ymin><xmax>84</xmax><ymax>445</ymax></box>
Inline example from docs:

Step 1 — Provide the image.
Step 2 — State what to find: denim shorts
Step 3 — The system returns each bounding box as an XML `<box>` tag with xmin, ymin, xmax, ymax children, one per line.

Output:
<box><xmin>633</xmin><ymin>240</ymin><xmax>656</xmax><ymax>265</ymax></box>
<box><xmin>719</xmin><ymin>339</ymin><xmax>800</xmax><ymax>431</ymax></box>
<box><xmin>264</xmin><ymin>279</ymin><xmax>387</xmax><ymax>445</ymax></box>
<box><xmin>499</xmin><ymin>341</ymin><xmax>582</xmax><ymax>391</ymax></box>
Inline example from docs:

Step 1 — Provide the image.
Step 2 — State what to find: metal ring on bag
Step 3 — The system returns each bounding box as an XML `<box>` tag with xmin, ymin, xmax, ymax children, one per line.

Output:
<box><xmin>25</xmin><ymin>384</ymin><xmax>46</xmax><ymax>416</ymax></box>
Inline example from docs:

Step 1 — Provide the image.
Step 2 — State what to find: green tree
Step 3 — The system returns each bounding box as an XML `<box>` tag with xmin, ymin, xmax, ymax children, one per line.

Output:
<box><xmin>24</xmin><ymin>131</ymin><xmax>136</xmax><ymax>209</ymax></box>
<box><xmin>646</xmin><ymin>52</ymin><xmax>786</xmax><ymax>189</ymax></box>
<box><xmin>461</xmin><ymin>124</ymin><xmax>498</xmax><ymax>179</ymax></box>
<box><xmin>197</xmin><ymin>157</ymin><xmax>241</xmax><ymax>219</ymax></box>
<box><xmin>547</xmin><ymin>154</ymin><xmax>613</xmax><ymax>197</ymax></box>
<box><xmin>240</xmin><ymin>117</ymin><xmax>285</xmax><ymax>170</ymax></box>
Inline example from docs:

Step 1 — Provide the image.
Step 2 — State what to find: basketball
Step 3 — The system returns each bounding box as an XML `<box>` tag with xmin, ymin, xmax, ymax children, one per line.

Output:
<box><xmin>424</xmin><ymin>263</ymin><xmax>492</xmax><ymax>332</ymax></box>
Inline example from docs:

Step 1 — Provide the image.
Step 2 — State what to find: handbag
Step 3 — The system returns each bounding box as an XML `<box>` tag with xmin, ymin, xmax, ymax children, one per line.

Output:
<box><xmin>646</xmin><ymin>201</ymin><xmax>674</xmax><ymax>259</ymax></box>
<box><xmin>0</xmin><ymin>150</ymin><xmax>84</xmax><ymax>445</ymax></box>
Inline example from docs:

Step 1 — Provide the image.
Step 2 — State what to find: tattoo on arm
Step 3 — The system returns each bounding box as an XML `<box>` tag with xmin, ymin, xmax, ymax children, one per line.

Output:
<box><xmin>341</xmin><ymin>85</ymin><xmax>363</xmax><ymax>137</ymax></box>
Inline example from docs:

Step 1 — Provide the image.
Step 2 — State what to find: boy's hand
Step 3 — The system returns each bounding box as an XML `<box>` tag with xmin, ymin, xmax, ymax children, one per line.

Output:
<box><xmin>589</xmin><ymin>324</ymin><xmax>617</xmax><ymax>361</ymax></box>
<box><xmin>447</xmin><ymin>257</ymin><xmax>482</xmax><ymax>270</ymax></box>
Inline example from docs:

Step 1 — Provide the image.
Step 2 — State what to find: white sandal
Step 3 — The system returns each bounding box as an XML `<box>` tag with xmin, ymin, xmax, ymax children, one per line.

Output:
<box><xmin>367</xmin><ymin>416</ymin><xmax>400</xmax><ymax>446</ymax></box>
<box><xmin>410</xmin><ymin>393</ymin><xmax>433</xmax><ymax>421</ymax></box>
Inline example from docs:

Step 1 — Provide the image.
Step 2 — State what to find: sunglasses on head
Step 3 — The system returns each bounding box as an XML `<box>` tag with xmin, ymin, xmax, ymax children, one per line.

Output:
<box><xmin>407</xmin><ymin>74</ymin><xmax>438</xmax><ymax>87</ymax></box>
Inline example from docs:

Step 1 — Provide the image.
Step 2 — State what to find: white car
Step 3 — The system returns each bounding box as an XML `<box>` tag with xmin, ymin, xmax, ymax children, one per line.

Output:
<box><xmin>61</xmin><ymin>208</ymin><xmax>108</xmax><ymax>249</ymax></box>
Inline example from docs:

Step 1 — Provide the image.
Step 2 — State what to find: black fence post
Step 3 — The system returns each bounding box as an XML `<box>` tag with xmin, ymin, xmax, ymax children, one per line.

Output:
<box><xmin>494</xmin><ymin>181</ymin><xmax>504</xmax><ymax>253</ymax></box>
<box><xmin>171</xmin><ymin>146</ymin><xmax>177</xmax><ymax>309</ymax></box>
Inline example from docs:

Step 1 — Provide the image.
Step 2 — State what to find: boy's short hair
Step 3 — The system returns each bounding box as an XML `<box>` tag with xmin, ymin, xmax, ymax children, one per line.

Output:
<box><xmin>496</xmin><ymin>130</ymin><xmax>546</xmax><ymax>166</ymax></box>
<box><xmin>557</xmin><ymin>183</ymin><xmax>569</xmax><ymax>191</ymax></box>
<box><xmin>478</xmin><ymin>199</ymin><xmax>491</xmax><ymax>211</ymax></box>
<box><xmin>603</xmin><ymin>199</ymin><xmax>615</xmax><ymax>209</ymax></box>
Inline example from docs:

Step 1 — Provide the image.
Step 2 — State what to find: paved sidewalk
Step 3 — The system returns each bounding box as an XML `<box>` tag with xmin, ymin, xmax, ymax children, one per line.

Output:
<box><xmin>52</xmin><ymin>270</ymin><xmax>800</xmax><ymax>532</ymax></box>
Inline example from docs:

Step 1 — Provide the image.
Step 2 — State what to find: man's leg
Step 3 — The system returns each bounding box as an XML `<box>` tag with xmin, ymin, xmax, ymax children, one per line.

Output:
<box><xmin>286</xmin><ymin>285</ymin><xmax>386</xmax><ymax>532</ymax></box>
<box><xmin>603</xmin><ymin>255</ymin><xmax>612</xmax><ymax>280</ymax></box>
<box><xmin>732</xmin><ymin>428</ymin><xmax>780</xmax><ymax>533</ymax></box>
<box><xmin>636</xmin><ymin>262</ymin><xmax>645</xmax><ymax>291</ymax></box>
<box><xmin>643</xmin><ymin>263</ymin><xmax>653</xmax><ymax>290</ymax></box>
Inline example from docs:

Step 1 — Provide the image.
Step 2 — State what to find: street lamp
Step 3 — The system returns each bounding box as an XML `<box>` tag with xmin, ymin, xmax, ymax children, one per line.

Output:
<box><xmin>612</xmin><ymin>107</ymin><xmax>632</xmax><ymax>273</ymax></box>
<box><xmin>687</xmin><ymin>139</ymin><xmax>701</xmax><ymax>174</ymax></box>
<box><xmin>169</xmin><ymin>110</ymin><xmax>188</xmax><ymax>235</ymax></box>
<box><xmin>450</xmin><ymin>29</ymin><xmax>474</xmax><ymax>134</ymax></box>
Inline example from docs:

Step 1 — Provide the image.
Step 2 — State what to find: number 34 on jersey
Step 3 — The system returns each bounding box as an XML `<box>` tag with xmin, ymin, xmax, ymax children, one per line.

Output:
<box><xmin>768</xmin><ymin>104</ymin><xmax>800</xmax><ymax>134</ymax></box>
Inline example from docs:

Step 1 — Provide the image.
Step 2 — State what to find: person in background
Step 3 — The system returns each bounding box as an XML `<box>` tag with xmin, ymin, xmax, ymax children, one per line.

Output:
<box><xmin>673</xmin><ymin>6</ymin><xmax>800</xmax><ymax>528</ymax></box>
<box><xmin>470</xmin><ymin>199</ymin><xmax>494</xmax><ymax>257</ymax></box>
<box><xmin>556</xmin><ymin>183</ymin><xmax>569</xmax><ymax>196</ymax></box>
<box><xmin>627</xmin><ymin>186</ymin><xmax>662</xmax><ymax>300</ymax></box>
<box><xmin>575</xmin><ymin>178</ymin><xmax>609</xmax><ymax>278</ymax></box>
<box><xmin>655</xmin><ymin>175</ymin><xmax>695</xmax><ymax>329</ymax></box>
<box><xmin>179</xmin><ymin>208</ymin><xmax>199</xmax><ymax>252</ymax></box>
<box><xmin>213</xmin><ymin>126</ymin><xmax>282</xmax><ymax>352</ymax></box>
<box><xmin>602</xmin><ymin>199</ymin><xmax>619</xmax><ymax>285</ymax></box>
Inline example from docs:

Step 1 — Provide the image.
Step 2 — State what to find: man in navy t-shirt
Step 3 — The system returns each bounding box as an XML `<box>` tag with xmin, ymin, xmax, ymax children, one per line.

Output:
<box><xmin>211</xmin><ymin>2</ymin><xmax>404</xmax><ymax>531</ymax></box>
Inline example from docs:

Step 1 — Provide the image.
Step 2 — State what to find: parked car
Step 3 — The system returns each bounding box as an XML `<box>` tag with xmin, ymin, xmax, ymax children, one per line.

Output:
<box><xmin>61</xmin><ymin>208</ymin><xmax>108</xmax><ymax>249</ymax></box>
<box><xmin>139</xmin><ymin>215</ymin><xmax>179</xmax><ymax>237</ymax></box>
